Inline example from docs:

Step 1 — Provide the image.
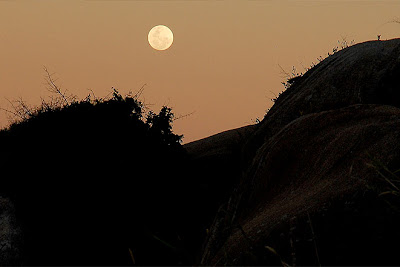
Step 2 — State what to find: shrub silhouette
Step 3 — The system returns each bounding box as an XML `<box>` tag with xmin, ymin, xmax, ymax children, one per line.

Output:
<box><xmin>0</xmin><ymin>89</ymin><xmax>192</xmax><ymax>265</ymax></box>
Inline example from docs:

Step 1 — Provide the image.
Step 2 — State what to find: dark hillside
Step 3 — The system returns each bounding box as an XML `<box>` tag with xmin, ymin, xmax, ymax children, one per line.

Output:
<box><xmin>0</xmin><ymin>90</ymin><xmax>193</xmax><ymax>265</ymax></box>
<box><xmin>199</xmin><ymin>38</ymin><xmax>400</xmax><ymax>265</ymax></box>
<box><xmin>3</xmin><ymin>38</ymin><xmax>400</xmax><ymax>266</ymax></box>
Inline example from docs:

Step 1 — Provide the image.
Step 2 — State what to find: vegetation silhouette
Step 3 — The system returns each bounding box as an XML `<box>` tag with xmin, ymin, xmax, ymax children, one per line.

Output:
<box><xmin>0</xmin><ymin>88</ymin><xmax>202</xmax><ymax>265</ymax></box>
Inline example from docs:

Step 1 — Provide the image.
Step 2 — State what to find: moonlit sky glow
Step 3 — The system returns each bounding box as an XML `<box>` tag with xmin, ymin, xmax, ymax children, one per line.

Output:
<box><xmin>0</xmin><ymin>0</ymin><xmax>399</xmax><ymax>143</ymax></box>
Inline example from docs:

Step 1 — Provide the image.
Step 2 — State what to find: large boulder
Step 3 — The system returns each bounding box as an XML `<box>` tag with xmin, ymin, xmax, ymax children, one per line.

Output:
<box><xmin>184</xmin><ymin>125</ymin><xmax>256</xmax><ymax>205</ymax></box>
<box><xmin>201</xmin><ymin>38</ymin><xmax>400</xmax><ymax>265</ymax></box>
<box><xmin>244</xmin><ymin>38</ymin><xmax>400</xmax><ymax>166</ymax></box>
<box><xmin>182</xmin><ymin>125</ymin><xmax>256</xmax><ymax>258</ymax></box>
<box><xmin>185</xmin><ymin>125</ymin><xmax>256</xmax><ymax>162</ymax></box>
<box><xmin>184</xmin><ymin>124</ymin><xmax>256</xmax><ymax>209</ymax></box>
<box><xmin>201</xmin><ymin>104</ymin><xmax>400</xmax><ymax>265</ymax></box>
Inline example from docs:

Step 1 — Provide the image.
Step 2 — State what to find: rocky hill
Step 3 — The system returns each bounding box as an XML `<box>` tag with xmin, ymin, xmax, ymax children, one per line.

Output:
<box><xmin>187</xmin><ymin>38</ymin><xmax>400</xmax><ymax>265</ymax></box>
<box><xmin>2</xmin><ymin>38</ymin><xmax>400</xmax><ymax>265</ymax></box>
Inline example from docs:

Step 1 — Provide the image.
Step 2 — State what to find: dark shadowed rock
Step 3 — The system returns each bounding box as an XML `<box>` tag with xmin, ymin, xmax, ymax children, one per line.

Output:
<box><xmin>182</xmin><ymin>125</ymin><xmax>256</xmax><ymax>259</ymax></box>
<box><xmin>200</xmin><ymin>38</ymin><xmax>400</xmax><ymax>265</ymax></box>
<box><xmin>0</xmin><ymin>196</ymin><xmax>21</xmax><ymax>265</ymax></box>
<box><xmin>185</xmin><ymin>125</ymin><xmax>256</xmax><ymax>161</ymax></box>
<box><xmin>184</xmin><ymin>125</ymin><xmax>256</xmax><ymax>203</ymax></box>
<box><xmin>202</xmin><ymin>104</ymin><xmax>400</xmax><ymax>265</ymax></box>
<box><xmin>244</xmin><ymin>38</ymin><xmax>400</xmax><ymax>167</ymax></box>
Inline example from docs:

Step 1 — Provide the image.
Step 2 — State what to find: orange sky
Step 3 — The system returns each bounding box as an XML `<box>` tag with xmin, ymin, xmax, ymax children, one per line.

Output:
<box><xmin>0</xmin><ymin>0</ymin><xmax>399</xmax><ymax>143</ymax></box>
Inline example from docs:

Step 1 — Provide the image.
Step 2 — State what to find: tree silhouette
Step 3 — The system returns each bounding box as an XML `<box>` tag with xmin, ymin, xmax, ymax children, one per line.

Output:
<box><xmin>0</xmin><ymin>89</ymin><xmax>188</xmax><ymax>265</ymax></box>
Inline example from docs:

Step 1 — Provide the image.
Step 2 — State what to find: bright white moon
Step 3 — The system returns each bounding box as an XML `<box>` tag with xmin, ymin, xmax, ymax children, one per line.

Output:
<box><xmin>148</xmin><ymin>25</ymin><xmax>174</xmax><ymax>51</ymax></box>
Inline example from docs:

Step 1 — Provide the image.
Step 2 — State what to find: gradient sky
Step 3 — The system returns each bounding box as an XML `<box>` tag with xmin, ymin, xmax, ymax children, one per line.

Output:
<box><xmin>0</xmin><ymin>0</ymin><xmax>399</xmax><ymax>143</ymax></box>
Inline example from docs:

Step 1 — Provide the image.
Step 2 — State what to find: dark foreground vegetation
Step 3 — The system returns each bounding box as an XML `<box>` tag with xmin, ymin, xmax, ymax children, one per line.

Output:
<box><xmin>0</xmin><ymin>89</ymin><xmax>207</xmax><ymax>265</ymax></box>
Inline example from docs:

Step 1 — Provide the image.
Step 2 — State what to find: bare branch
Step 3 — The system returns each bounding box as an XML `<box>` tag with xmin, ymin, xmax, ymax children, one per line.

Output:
<box><xmin>0</xmin><ymin>106</ymin><xmax>21</xmax><ymax>120</ymax></box>
<box><xmin>43</xmin><ymin>66</ymin><xmax>69</xmax><ymax>106</ymax></box>
<box><xmin>278</xmin><ymin>64</ymin><xmax>290</xmax><ymax>80</ymax></box>
<box><xmin>269</xmin><ymin>90</ymin><xmax>278</xmax><ymax>99</ymax></box>
<box><xmin>133</xmin><ymin>83</ymin><xmax>147</xmax><ymax>99</ymax></box>
<box><xmin>15</xmin><ymin>97</ymin><xmax>33</xmax><ymax>117</ymax></box>
<box><xmin>173</xmin><ymin>111</ymin><xmax>195</xmax><ymax>121</ymax></box>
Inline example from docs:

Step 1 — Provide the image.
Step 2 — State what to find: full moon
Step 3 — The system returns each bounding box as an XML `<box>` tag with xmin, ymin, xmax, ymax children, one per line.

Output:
<box><xmin>148</xmin><ymin>25</ymin><xmax>174</xmax><ymax>51</ymax></box>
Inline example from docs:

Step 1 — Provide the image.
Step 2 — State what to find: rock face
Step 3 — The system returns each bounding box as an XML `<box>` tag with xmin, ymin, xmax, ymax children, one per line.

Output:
<box><xmin>182</xmin><ymin>125</ymin><xmax>256</xmax><ymax>258</ymax></box>
<box><xmin>199</xmin><ymin>38</ymin><xmax>400</xmax><ymax>265</ymax></box>
<box><xmin>244</xmin><ymin>38</ymin><xmax>400</xmax><ymax>165</ymax></box>
<box><xmin>184</xmin><ymin>125</ymin><xmax>256</xmax><ymax>205</ymax></box>
<box><xmin>0</xmin><ymin>197</ymin><xmax>21</xmax><ymax>265</ymax></box>
<box><xmin>185</xmin><ymin>125</ymin><xmax>256</xmax><ymax>162</ymax></box>
<box><xmin>202</xmin><ymin>105</ymin><xmax>400</xmax><ymax>265</ymax></box>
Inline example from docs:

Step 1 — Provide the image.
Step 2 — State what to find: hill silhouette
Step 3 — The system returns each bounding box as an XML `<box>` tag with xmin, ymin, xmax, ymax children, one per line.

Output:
<box><xmin>3</xmin><ymin>38</ymin><xmax>400</xmax><ymax>266</ymax></box>
<box><xmin>0</xmin><ymin>89</ymin><xmax>199</xmax><ymax>265</ymax></box>
<box><xmin>187</xmin><ymin>38</ymin><xmax>400</xmax><ymax>265</ymax></box>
